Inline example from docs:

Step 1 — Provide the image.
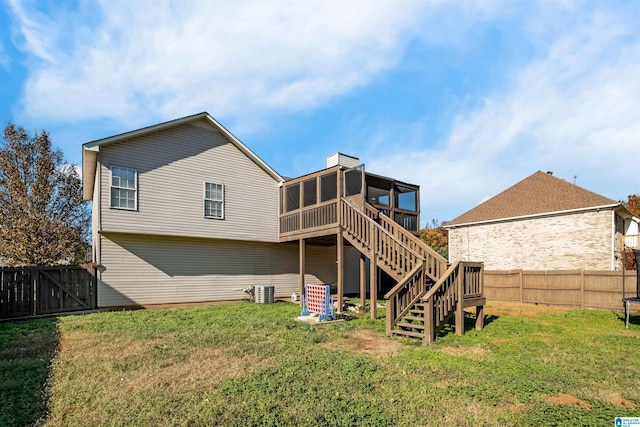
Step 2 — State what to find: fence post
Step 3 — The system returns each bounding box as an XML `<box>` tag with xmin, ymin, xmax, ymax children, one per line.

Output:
<box><xmin>32</xmin><ymin>267</ymin><xmax>38</xmax><ymax>316</ymax></box>
<box><xmin>580</xmin><ymin>270</ymin><xmax>585</xmax><ymax>309</ymax></box>
<box><xmin>519</xmin><ymin>269</ymin><xmax>523</xmax><ymax>303</ymax></box>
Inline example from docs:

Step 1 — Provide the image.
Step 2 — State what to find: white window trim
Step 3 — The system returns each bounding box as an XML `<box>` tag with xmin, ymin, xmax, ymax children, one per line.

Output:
<box><xmin>204</xmin><ymin>182</ymin><xmax>224</xmax><ymax>219</ymax></box>
<box><xmin>110</xmin><ymin>166</ymin><xmax>137</xmax><ymax>211</ymax></box>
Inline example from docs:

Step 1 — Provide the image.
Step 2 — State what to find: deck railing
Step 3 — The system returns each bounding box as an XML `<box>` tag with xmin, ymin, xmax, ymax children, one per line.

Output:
<box><xmin>384</xmin><ymin>263</ymin><xmax>427</xmax><ymax>334</ymax></box>
<box><xmin>341</xmin><ymin>198</ymin><xmax>423</xmax><ymax>277</ymax></box>
<box><xmin>422</xmin><ymin>261</ymin><xmax>484</xmax><ymax>342</ymax></box>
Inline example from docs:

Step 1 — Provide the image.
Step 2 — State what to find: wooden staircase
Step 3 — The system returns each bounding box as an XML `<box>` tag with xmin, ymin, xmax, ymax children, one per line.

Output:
<box><xmin>339</xmin><ymin>197</ymin><xmax>485</xmax><ymax>343</ymax></box>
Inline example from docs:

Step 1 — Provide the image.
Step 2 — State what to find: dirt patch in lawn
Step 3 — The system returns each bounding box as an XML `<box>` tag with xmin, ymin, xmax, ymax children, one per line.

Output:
<box><xmin>590</xmin><ymin>390</ymin><xmax>636</xmax><ymax>407</ymax></box>
<box><xmin>548</xmin><ymin>393</ymin><xmax>591</xmax><ymax>408</ymax></box>
<box><xmin>485</xmin><ymin>301</ymin><xmax>571</xmax><ymax>318</ymax></box>
<box><xmin>57</xmin><ymin>331</ymin><xmax>267</xmax><ymax>396</ymax></box>
<box><xmin>116</xmin><ymin>347</ymin><xmax>264</xmax><ymax>395</ymax></box>
<box><xmin>325</xmin><ymin>329</ymin><xmax>402</xmax><ymax>354</ymax></box>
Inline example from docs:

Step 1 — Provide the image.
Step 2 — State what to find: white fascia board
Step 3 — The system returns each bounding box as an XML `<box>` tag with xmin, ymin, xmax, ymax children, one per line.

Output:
<box><xmin>82</xmin><ymin>148</ymin><xmax>98</xmax><ymax>201</ymax></box>
<box><xmin>443</xmin><ymin>203</ymin><xmax>622</xmax><ymax>229</ymax></box>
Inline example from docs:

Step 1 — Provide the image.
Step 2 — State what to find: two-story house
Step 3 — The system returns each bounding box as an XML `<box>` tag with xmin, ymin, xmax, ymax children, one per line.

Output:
<box><xmin>83</xmin><ymin>112</ymin><xmax>485</xmax><ymax>342</ymax></box>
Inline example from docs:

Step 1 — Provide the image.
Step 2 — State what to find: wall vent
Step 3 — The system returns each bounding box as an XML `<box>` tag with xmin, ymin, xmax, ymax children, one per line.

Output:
<box><xmin>255</xmin><ymin>285</ymin><xmax>275</xmax><ymax>304</ymax></box>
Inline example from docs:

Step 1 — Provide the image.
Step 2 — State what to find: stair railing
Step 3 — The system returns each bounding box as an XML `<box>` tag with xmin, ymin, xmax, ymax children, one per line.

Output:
<box><xmin>370</xmin><ymin>203</ymin><xmax>447</xmax><ymax>281</ymax></box>
<box><xmin>341</xmin><ymin>198</ymin><xmax>423</xmax><ymax>275</ymax></box>
<box><xmin>384</xmin><ymin>263</ymin><xmax>426</xmax><ymax>335</ymax></box>
<box><xmin>421</xmin><ymin>261</ymin><xmax>461</xmax><ymax>342</ymax></box>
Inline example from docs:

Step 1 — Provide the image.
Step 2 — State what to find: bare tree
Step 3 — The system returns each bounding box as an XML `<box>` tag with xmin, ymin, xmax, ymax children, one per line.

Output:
<box><xmin>0</xmin><ymin>123</ymin><xmax>90</xmax><ymax>266</ymax></box>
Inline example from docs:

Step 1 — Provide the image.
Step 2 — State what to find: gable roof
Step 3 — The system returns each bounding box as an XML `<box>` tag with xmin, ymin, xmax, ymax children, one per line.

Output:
<box><xmin>445</xmin><ymin>171</ymin><xmax>620</xmax><ymax>227</ymax></box>
<box><xmin>82</xmin><ymin>112</ymin><xmax>283</xmax><ymax>200</ymax></box>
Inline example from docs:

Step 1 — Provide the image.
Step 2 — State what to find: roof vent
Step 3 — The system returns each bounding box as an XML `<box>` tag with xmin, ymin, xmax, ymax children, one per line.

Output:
<box><xmin>327</xmin><ymin>153</ymin><xmax>359</xmax><ymax>168</ymax></box>
<box><xmin>546</xmin><ymin>171</ymin><xmax>553</xmax><ymax>175</ymax></box>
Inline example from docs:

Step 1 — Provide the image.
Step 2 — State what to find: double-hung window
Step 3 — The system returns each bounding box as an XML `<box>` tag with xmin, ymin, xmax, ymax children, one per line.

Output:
<box><xmin>110</xmin><ymin>166</ymin><xmax>137</xmax><ymax>210</ymax></box>
<box><xmin>204</xmin><ymin>182</ymin><xmax>224</xmax><ymax>219</ymax></box>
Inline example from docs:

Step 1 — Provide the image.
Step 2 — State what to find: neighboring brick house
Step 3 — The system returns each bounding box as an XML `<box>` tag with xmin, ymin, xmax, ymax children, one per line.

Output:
<box><xmin>444</xmin><ymin>171</ymin><xmax>638</xmax><ymax>271</ymax></box>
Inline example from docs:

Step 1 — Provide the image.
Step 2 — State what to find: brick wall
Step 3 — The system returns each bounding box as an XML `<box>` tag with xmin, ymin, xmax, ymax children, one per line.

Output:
<box><xmin>448</xmin><ymin>209</ymin><xmax>617</xmax><ymax>270</ymax></box>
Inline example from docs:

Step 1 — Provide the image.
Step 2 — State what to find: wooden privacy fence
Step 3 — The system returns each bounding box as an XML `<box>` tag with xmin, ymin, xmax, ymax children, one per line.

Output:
<box><xmin>0</xmin><ymin>265</ymin><xmax>97</xmax><ymax>320</ymax></box>
<box><xmin>485</xmin><ymin>270</ymin><xmax>638</xmax><ymax>310</ymax></box>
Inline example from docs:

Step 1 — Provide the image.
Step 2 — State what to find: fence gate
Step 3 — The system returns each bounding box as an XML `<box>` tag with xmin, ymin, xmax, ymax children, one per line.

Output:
<box><xmin>0</xmin><ymin>265</ymin><xmax>97</xmax><ymax>320</ymax></box>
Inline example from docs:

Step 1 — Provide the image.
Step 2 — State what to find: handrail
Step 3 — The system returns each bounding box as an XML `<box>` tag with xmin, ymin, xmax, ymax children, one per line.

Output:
<box><xmin>383</xmin><ymin>263</ymin><xmax>425</xmax><ymax>300</ymax></box>
<box><xmin>374</xmin><ymin>207</ymin><xmax>448</xmax><ymax>267</ymax></box>
<box><xmin>422</xmin><ymin>261</ymin><xmax>460</xmax><ymax>301</ymax></box>
<box><xmin>341</xmin><ymin>198</ymin><xmax>424</xmax><ymax>260</ymax></box>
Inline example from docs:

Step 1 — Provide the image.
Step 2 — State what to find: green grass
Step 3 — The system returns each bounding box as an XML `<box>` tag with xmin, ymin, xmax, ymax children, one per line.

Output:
<box><xmin>0</xmin><ymin>317</ymin><xmax>58</xmax><ymax>427</ymax></box>
<box><xmin>1</xmin><ymin>301</ymin><xmax>639</xmax><ymax>426</ymax></box>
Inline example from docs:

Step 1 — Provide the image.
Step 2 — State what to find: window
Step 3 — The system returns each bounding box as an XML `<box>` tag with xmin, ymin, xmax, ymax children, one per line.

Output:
<box><xmin>110</xmin><ymin>166</ymin><xmax>137</xmax><ymax>210</ymax></box>
<box><xmin>320</xmin><ymin>172</ymin><xmax>337</xmax><ymax>202</ymax></box>
<box><xmin>396</xmin><ymin>189</ymin><xmax>417</xmax><ymax>211</ymax></box>
<box><xmin>204</xmin><ymin>182</ymin><xmax>224</xmax><ymax>219</ymax></box>
<box><xmin>285</xmin><ymin>183</ymin><xmax>300</xmax><ymax>212</ymax></box>
<box><xmin>367</xmin><ymin>186</ymin><xmax>390</xmax><ymax>206</ymax></box>
<box><xmin>303</xmin><ymin>178</ymin><xmax>317</xmax><ymax>207</ymax></box>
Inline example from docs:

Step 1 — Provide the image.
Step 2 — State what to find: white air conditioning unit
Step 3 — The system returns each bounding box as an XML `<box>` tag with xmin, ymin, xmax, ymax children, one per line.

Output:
<box><xmin>255</xmin><ymin>285</ymin><xmax>275</xmax><ymax>304</ymax></box>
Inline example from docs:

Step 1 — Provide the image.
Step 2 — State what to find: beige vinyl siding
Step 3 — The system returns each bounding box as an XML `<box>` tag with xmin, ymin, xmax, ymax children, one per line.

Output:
<box><xmin>98</xmin><ymin>233</ymin><xmax>360</xmax><ymax>307</ymax></box>
<box><xmin>99</xmin><ymin>120</ymin><xmax>280</xmax><ymax>242</ymax></box>
<box><xmin>449</xmin><ymin>210</ymin><xmax>613</xmax><ymax>270</ymax></box>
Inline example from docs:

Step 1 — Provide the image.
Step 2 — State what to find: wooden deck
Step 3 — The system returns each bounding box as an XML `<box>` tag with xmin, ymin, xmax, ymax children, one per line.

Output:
<box><xmin>279</xmin><ymin>165</ymin><xmax>485</xmax><ymax>343</ymax></box>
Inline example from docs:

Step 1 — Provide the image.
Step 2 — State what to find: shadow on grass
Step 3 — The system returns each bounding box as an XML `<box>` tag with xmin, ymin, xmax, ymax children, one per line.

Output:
<box><xmin>619</xmin><ymin>311</ymin><xmax>640</xmax><ymax>327</ymax></box>
<box><xmin>0</xmin><ymin>317</ymin><xmax>59</xmax><ymax>427</ymax></box>
<box><xmin>436</xmin><ymin>312</ymin><xmax>499</xmax><ymax>339</ymax></box>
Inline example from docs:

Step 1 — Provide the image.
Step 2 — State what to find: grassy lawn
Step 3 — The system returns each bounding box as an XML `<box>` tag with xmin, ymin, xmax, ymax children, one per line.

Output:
<box><xmin>1</xmin><ymin>301</ymin><xmax>639</xmax><ymax>426</ymax></box>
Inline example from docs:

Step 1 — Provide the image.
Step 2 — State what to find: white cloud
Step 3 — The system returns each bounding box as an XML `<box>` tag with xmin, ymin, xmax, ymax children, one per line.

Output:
<box><xmin>366</xmin><ymin>4</ymin><xmax>640</xmax><ymax>223</ymax></box>
<box><xmin>9</xmin><ymin>0</ymin><xmax>428</xmax><ymax>130</ymax></box>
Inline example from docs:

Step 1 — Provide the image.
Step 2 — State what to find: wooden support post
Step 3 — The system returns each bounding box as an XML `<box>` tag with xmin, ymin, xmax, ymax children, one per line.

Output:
<box><xmin>370</xmin><ymin>222</ymin><xmax>377</xmax><ymax>320</ymax></box>
<box><xmin>475</xmin><ymin>305</ymin><xmax>484</xmax><ymax>330</ymax></box>
<box><xmin>360</xmin><ymin>253</ymin><xmax>366</xmax><ymax>309</ymax></box>
<box><xmin>424</xmin><ymin>296</ymin><xmax>434</xmax><ymax>344</ymax></box>
<box><xmin>337</xmin><ymin>230</ymin><xmax>344</xmax><ymax>313</ymax></box>
<box><xmin>455</xmin><ymin>263</ymin><xmax>465</xmax><ymax>336</ymax></box>
<box><xmin>299</xmin><ymin>239</ymin><xmax>305</xmax><ymax>300</ymax></box>
<box><xmin>386</xmin><ymin>297</ymin><xmax>394</xmax><ymax>335</ymax></box>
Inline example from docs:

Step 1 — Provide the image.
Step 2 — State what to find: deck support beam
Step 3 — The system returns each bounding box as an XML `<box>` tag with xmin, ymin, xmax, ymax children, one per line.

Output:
<box><xmin>299</xmin><ymin>238</ymin><xmax>305</xmax><ymax>301</ymax></box>
<box><xmin>337</xmin><ymin>230</ymin><xmax>344</xmax><ymax>313</ymax></box>
<box><xmin>370</xmin><ymin>221</ymin><xmax>377</xmax><ymax>319</ymax></box>
<box><xmin>360</xmin><ymin>253</ymin><xmax>366</xmax><ymax>310</ymax></box>
<box><xmin>455</xmin><ymin>264</ymin><xmax>464</xmax><ymax>336</ymax></box>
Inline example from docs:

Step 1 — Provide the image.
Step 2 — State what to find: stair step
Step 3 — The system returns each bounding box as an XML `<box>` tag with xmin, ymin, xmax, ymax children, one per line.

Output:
<box><xmin>402</xmin><ymin>315</ymin><xmax>424</xmax><ymax>322</ymax></box>
<box><xmin>391</xmin><ymin>329</ymin><xmax>424</xmax><ymax>339</ymax></box>
<box><xmin>396</xmin><ymin>322</ymin><xmax>425</xmax><ymax>330</ymax></box>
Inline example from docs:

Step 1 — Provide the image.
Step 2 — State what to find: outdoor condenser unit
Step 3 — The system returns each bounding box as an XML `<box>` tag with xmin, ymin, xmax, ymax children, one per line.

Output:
<box><xmin>255</xmin><ymin>285</ymin><xmax>275</xmax><ymax>304</ymax></box>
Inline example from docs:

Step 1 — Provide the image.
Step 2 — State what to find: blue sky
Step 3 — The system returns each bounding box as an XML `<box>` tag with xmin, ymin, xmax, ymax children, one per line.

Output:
<box><xmin>1</xmin><ymin>0</ymin><xmax>638</xmax><ymax>225</ymax></box>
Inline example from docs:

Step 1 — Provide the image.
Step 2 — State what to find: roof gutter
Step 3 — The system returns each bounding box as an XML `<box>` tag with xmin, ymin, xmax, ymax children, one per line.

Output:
<box><xmin>444</xmin><ymin>203</ymin><xmax>622</xmax><ymax>229</ymax></box>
